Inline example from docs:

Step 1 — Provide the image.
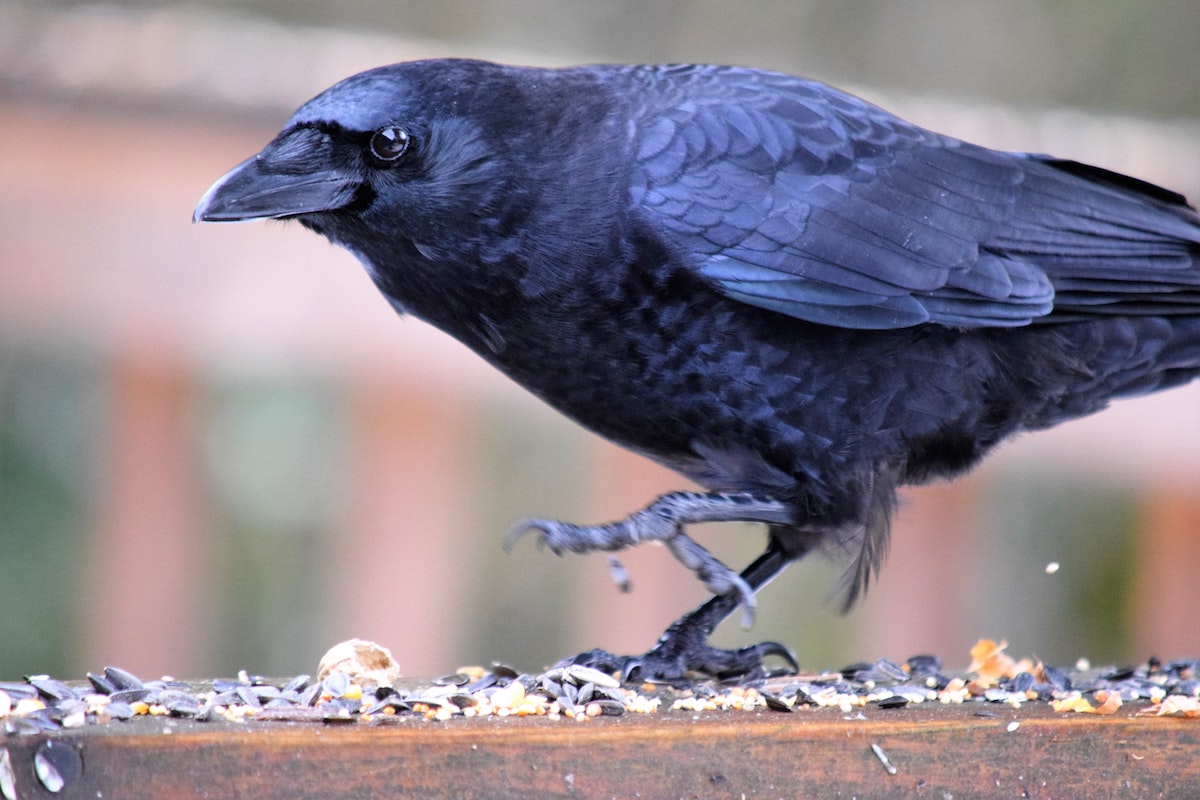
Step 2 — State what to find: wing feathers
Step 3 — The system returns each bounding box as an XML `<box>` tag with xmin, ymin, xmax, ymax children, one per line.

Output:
<box><xmin>630</xmin><ymin>66</ymin><xmax>1200</xmax><ymax>330</ymax></box>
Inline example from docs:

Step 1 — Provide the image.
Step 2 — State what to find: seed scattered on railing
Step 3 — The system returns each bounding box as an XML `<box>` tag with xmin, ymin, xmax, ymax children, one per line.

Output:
<box><xmin>2</xmin><ymin>641</ymin><xmax>1197</xmax><ymax>734</ymax></box>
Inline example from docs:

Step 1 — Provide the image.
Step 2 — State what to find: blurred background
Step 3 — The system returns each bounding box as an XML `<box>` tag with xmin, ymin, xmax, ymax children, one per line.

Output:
<box><xmin>2</xmin><ymin>0</ymin><xmax>1199</xmax><ymax>682</ymax></box>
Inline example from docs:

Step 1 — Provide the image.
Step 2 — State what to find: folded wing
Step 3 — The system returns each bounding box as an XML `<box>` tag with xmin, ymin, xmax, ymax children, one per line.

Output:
<box><xmin>629</xmin><ymin>67</ymin><xmax>1200</xmax><ymax>330</ymax></box>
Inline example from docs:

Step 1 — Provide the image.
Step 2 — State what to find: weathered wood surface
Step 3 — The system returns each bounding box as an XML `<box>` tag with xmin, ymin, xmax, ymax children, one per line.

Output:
<box><xmin>3</xmin><ymin>701</ymin><xmax>1196</xmax><ymax>799</ymax></box>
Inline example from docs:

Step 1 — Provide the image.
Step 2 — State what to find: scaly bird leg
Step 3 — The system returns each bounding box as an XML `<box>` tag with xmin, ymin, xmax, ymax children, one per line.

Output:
<box><xmin>505</xmin><ymin>491</ymin><xmax>793</xmax><ymax>627</ymax></box>
<box><xmin>564</xmin><ymin>540</ymin><xmax>803</xmax><ymax>683</ymax></box>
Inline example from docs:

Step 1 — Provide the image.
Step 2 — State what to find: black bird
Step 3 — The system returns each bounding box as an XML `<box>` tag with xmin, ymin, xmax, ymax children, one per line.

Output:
<box><xmin>195</xmin><ymin>59</ymin><xmax>1200</xmax><ymax>681</ymax></box>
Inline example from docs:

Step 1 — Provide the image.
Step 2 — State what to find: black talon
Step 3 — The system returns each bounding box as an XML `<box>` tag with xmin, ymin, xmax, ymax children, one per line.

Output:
<box><xmin>748</xmin><ymin>641</ymin><xmax>800</xmax><ymax>675</ymax></box>
<box><xmin>620</xmin><ymin>659</ymin><xmax>644</xmax><ymax>685</ymax></box>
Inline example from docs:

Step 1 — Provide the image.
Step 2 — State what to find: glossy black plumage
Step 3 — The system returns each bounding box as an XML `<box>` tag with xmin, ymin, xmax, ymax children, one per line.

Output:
<box><xmin>196</xmin><ymin>59</ymin><xmax>1200</xmax><ymax>680</ymax></box>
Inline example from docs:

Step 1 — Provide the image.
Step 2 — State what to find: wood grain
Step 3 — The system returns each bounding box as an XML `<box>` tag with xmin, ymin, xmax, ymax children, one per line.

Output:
<box><xmin>3</xmin><ymin>701</ymin><xmax>1196</xmax><ymax>799</ymax></box>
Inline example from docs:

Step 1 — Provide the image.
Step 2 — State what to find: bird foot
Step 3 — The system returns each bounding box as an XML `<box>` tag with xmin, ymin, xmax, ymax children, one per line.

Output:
<box><xmin>505</xmin><ymin>491</ymin><xmax>793</xmax><ymax>627</ymax></box>
<box><xmin>560</xmin><ymin>555</ymin><xmax>801</xmax><ymax>686</ymax></box>
<box><xmin>562</xmin><ymin>639</ymin><xmax>798</xmax><ymax>686</ymax></box>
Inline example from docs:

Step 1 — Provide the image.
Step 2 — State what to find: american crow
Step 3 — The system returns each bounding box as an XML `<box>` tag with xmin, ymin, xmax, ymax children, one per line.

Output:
<box><xmin>195</xmin><ymin>60</ymin><xmax>1200</xmax><ymax>681</ymax></box>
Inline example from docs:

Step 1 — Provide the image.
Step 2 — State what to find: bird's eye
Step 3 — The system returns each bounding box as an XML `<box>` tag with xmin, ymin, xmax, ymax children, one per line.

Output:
<box><xmin>369</xmin><ymin>126</ymin><xmax>411</xmax><ymax>162</ymax></box>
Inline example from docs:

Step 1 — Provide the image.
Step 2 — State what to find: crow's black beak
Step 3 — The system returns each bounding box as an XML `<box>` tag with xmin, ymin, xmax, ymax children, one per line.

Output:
<box><xmin>194</xmin><ymin>138</ymin><xmax>360</xmax><ymax>223</ymax></box>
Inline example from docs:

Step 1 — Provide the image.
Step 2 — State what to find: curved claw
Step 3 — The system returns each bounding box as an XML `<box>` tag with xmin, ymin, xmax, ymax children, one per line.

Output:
<box><xmin>503</xmin><ymin>518</ymin><xmax>551</xmax><ymax>553</ymax></box>
<box><xmin>751</xmin><ymin>640</ymin><xmax>799</xmax><ymax>674</ymax></box>
<box><xmin>620</xmin><ymin>657</ymin><xmax>647</xmax><ymax>685</ymax></box>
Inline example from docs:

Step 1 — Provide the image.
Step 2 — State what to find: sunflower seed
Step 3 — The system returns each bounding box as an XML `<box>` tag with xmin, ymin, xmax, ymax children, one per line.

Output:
<box><xmin>87</xmin><ymin>672</ymin><xmax>118</xmax><ymax>695</ymax></box>
<box><xmin>103</xmin><ymin>667</ymin><xmax>144</xmax><ymax>692</ymax></box>
<box><xmin>321</xmin><ymin>672</ymin><xmax>350</xmax><ymax>699</ymax></box>
<box><xmin>762</xmin><ymin>693</ymin><xmax>793</xmax><ymax>712</ymax></box>
<box><xmin>283</xmin><ymin>675</ymin><xmax>311</xmax><ymax>694</ymax></box>
<box><xmin>235</xmin><ymin>687</ymin><xmax>262</xmax><ymax>709</ymax></box>
<box><xmin>109</xmin><ymin>689</ymin><xmax>149</xmax><ymax>705</ymax></box>
<box><xmin>590</xmin><ymin>699</ymin><xmax>625</xmax><ymax>716</ymax></box>
<box><xmin>161</xmin><ymin>690</ymin><xmax>201</xmax><ymax>717</ymax></box>
<box><xmin>29</xmin><ymin>678</ymin><xmax>76</xmax><ymax>703</ymax></box>
<box><xmin>434</xmin><ymin>673</ymin><xmax>471</xmax><ymax>687</ymax></box>
<box><xmin>564</xmin><ymin>664</ymin><xmax>621</xmax><ymax>689</ymax></box>
<box><xmin>34</xmin><ymin>740</ymin><xmax>81</xmax><ymax>793</ymax></box>
<box><xmin>105</xmin><ymin>701</ymin><xmax>136</xmax><ymax>720</ymax></box>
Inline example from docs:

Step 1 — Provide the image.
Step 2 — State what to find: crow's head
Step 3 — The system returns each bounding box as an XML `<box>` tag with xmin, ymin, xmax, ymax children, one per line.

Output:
<box><xmin>195</xmin><ymin>61</ymin><xmax>535</xmax><ymax>267</ymax></box>
<box><xmin>195</xmin><ymin>59</ymin><xmax>629</xmax><ymax>323</ymax></box>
